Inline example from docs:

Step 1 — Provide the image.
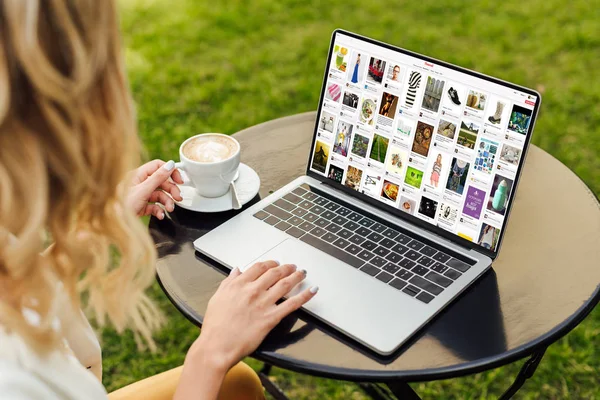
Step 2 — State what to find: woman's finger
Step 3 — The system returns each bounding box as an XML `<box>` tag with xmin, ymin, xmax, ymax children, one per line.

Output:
<box><xmin>254</xmin><ymin>264</ymin><xmax>297</xmax><ymax>291</ymax></box>
<box><xmin>273</xmin><ymin>286</ymin><xmax>318</xmax><ymax>321</ymax></box>
<box><xmin>160</xmin><ymin>180</ymin><xmax>183</xmax><ymax>201</ymax></box>
<box><xmin>265</xmin><ymin>269</ymin><xmax>306</xmax><ymax>303</ymax></box>
<box><xmin>144</xmin><ymin>203</ymin><xmax>165</xmax><ymax>220</ymax></box>
<box><xmin>240</xmin><ymin>260</ymin><xmax>280</xmax><ymax>283</ymax></box>
<box><xmin>148</xmin><ymin>190</ymin><xmax>175</xmax><ymax>212</ymax></box>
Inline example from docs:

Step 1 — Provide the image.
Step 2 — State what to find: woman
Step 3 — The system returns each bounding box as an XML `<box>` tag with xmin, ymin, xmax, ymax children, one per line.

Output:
<box><xmin>430</xmin><ymin>154</ymin><xmax>442</xmax><ymax>188</ymax></box>
<box><xmin>0</xmin><ymin>1</ymin><xmax>317</xmax><ymax>399</ymax></box>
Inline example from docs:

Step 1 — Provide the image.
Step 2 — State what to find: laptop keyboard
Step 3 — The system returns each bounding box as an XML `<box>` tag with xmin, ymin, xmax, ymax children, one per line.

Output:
<box><xmin>253</xmin><ymin>185</ymin><xmax>472</xmax><ymax>304</ymax></box>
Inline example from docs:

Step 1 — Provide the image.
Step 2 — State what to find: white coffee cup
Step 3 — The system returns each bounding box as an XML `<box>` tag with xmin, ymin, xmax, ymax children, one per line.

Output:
<box><xmin>175</xmin><ymin>133</ymin><xmax>241</xmax><ymax>198</ymax></box>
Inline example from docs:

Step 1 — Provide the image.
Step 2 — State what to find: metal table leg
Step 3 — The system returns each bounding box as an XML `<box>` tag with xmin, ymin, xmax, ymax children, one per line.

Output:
<box><xmin>499</xmin><ymin>348</ymin><xmax>547</xmax><ymax>400</ymax></box>
<box><xmin>358</xmin><ymin>382</ymin><xmax>422</xmax><ymax>400</ymax></box>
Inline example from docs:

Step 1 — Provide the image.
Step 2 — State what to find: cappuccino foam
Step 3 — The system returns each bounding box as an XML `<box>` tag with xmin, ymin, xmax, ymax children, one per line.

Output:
<box><xmin>183</xmin><ymin>136</ymin><xmax>237</xmax><ymax>163</ymax></box>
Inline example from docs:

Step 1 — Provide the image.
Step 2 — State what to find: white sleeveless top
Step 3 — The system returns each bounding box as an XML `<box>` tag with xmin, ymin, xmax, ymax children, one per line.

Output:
<box><xmin>0</xmin><ymin>303</ymin><xmax>107</xmax><ymax>399</ymax></box>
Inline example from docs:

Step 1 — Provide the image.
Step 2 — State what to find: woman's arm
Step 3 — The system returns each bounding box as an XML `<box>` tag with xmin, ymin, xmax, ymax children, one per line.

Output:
<box><xmin>174</xmin><ymin>262</ymin><xmax>317</xmax><ymax>400</ymax></box>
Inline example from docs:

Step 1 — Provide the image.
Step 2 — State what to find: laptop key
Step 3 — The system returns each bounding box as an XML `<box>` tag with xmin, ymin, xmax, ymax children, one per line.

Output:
<box><xmin>396</xmin><ymin>234</ymin><xmax>412</xmax><ymax>245</ymax></box>
<box><xmin>253</xmin><ymin>210</ymin><xmax>269</xmax><ymax>220</ymax></box>
<box><xmin>380</xmin><ymin>238</ymin><xmax>395</xmax><ymax>248</ymax></box>
<box><xmin>402</xmin><ymin>285</ymin><xmax>420</xmax><ymax>297</ymax></box>
<box><xmin>304</xmin><ymin>213</ymin><xmax>319</xmax><ymax>223</ymax></box>
<box><xmin>298</xmin><ymin>221</ymin><xmax>315</xmax><ymax>232</ymax></box>
<box><xmin>355</xmin><ymin>227</ymin><xmax>371</xmax><ymax>237</ymax></box>
<box><xmin>299</xmin><ymin>234</ymin><xmax>364</xmax><ymax>268</ymax></box>
<box><xmin>264</xmin><ymin>205</ymin><xmax>292</xmax><ymax>220</ymax></box>
<box><xmin>324</xmin><ymin>202</ymin><xmax>340</xmax><ymax>211</ymax></box>
<box><xmin>349</xmin><ymin>234</ymin><xmax>366</xmax><ymax>245</ymax></box>
<box><xmin>291</xmin><ymin>207</ymin><xmax>309</xmax><ymax>217</ymax></box>
<box><xmin>407</xmin><ymin>240</ymin><xmax>425</xmax><ymax>250</ymax></box>
<box><xmin>287</xmin><ymin>216</ymin><xmax>303</xmax><ymax>226</ymax></box>
<box><xmin>345</xmin><ymin>244</ymin><xmax>362</xmax><ymax>255</ymax></box>
<box><xmin>376</xmin><ymin>271</ymin><xmax>394</xmax><ymax>283</ymax></box>
<box><xmin>283</xmin><ymin>193</ymin><xmax>303</xmax><ymax>204</ymax></box>
<box><xmin>313</xmin><ymin>197</ymin><xmax>329</xmax><ymax>206</ymax></box>
<box><xmin>343</xmin><ymin>221</ymin><xmax>360</xmax><ymax>231</ymax></box>
<box><xmin>358</xmin><ymin>217</ymin><xmax>375</xmax><ymax>228</ymax></box>
<box><xmin>410</xmin><ymin>276</ymin><xmax>443</xmax><ymax>295</ymax></box>
<box><xmin>371</xmin><ymin>222</ymin><xmax>387</xmax><ymax>233</ymax></box>
<box><xmin>360</xmin><ymin>264</ymin><xmax>380</xmax><ymax>276</ymax></box>
<box><xmin>332</xmin><ymin>238</ymin><xmax>350</xmax><ymax>249</ymax></box>
<box><xmin>385</xmin><ymin>252</ymin><xmax>402</xmax><ymax>264</ymax></box>
<box><xmin>417</xmin><ymin>256</ymin><xmax>435</xmax><ymax>268</ymax></box>
<box><xmin>433</xmin><ymin>252</ymin><xmax>451</xmax><ymax>263</ymax></box>
<box><xmin>425</xmin><ymin>271</ymin><xmax>452</xmax><ymax>288</ymax></box>
<box><xmin>309</xmin><ymin>205</ymin><xmax>326</xmax><ymax>215</ymax></box>
<box><xmin>382</xmin><ymin>228</ymin><xmax>400</xmax><ymax>240</ymax></box>
<box><xmin>336</xmin><ymin>207</ymin><xmax>351</xmax><ymax>216</ymax></box>
<box><xmin>325</xmin><ymin>223</ymin><xmax>342</xmax><ymax>233</ymax></box>
<box><xmin>357</xmin><ymin>250</ymin><xmax>375</xmax><ymax>262</ymax></box>
<box><xmin>314</xmin><ymin>218</ymin><xmax>330</xmax><ymax>228</ymax></box>
<box><xmin>392</xmin><ymin>243</ymin><xmax>409</xmax><ymax>255</ymax></box>
<box><xmin>264</xmin><ymin>216</ymin><xmax>280</xmax><ymax>225</ymax></box>
<box><xmin>321</xmin><ymin>210</ymin><xmax>336</xmax><ymax>220</ymax></box>
<box><xmin>360</xmin><ymin>240</ymin><xmax>377</xmax><ymax>251</ymax></box>
<box><xmin>338</xmin><ymin>229</ymin><xmax>353</xmax><ymax>239</ymax></box>
<box><xmin>431</xmin><ymin>262</ymin><xmax>448</xmax><ymax>274</ymax></box>
<box><xmin>416</xmin><ymin>292</ymin><xmax>435</xmax><ymax>304</ymax></box>
<box><xmin>321</xmin><ymin>232</ymin><xmax>337</xmax><ymax>243</ymax></box>
<box><xmin>444</xmin><ymin>269</ymin><xmax>461</xmax><ymax>280</ymax></box>
<box><xmin>396</xmin><ymin>269</ymin><xmax>414</xmax><ymax>281</ymax></box>
<box><xmin>447</xmin><ymin>258</ymin><xmax>471</xmax><ymax>272</ymax></box>
<box><xmin>298</xmin><ymin>200</ymin><xmax>314</xmax><ymax>209</ymax></box>
<box><xmin>275</xmin><ymin>221</ymin><xmax>292</xmax><ymax>231</ymax></box>
<box><xmin>411</xmin><ymin>265</ymin><xmax>429</xmax><ymax>276</ymax></box>
<box><xmin>310</xmin><ymin>227</ymin><xmax>327</xmax><ymax>237</ymax></box>
<box><xmin>367</xmin><ymin>232</ymin><xmax>384</xmax><ymax>243</ymax></box>
<box><xmin>274</xmin><ymin>198</ymin><xmax>296</xmax><ymax>211</ymax></box>
<box><xmin>302</xmin><ymin>192</ymin><xmax>317</xmax><ymax>201</ymax></box>
<box><xmin>371</xmin><ymin>256</ymin><xmax>387</xmax><ymax>268</ymax></box>
<box><xmin>383</xmin><ymin>263</ymin><xmax>400</xmax><ymax>275</ymax></box>
<box><xmin>286</xmin><ymin>226</ymin><xmax>305</xmax><ymax>238</ymax></box>
<box><xmin>399</xmin><ymin>258</ymin><xmax>416</xmax><ymax>269</ymax></box>
<box><xmin>332</xmin><ymin>216</ymin><xmax>349</xmax><ymax>226</ymax></box>
<box><xmin>389</xmin><ymin>278</ymin><xmax>407</xmax><ymax>291</ymax></box>
<box><xmin>373</xmin><ymin>246</ymin><xmax>390</xmax><ymax>257</ymax></box>
<box><xmin>420</xmin><ymin>246</ymin><xmax>437</xmax><ymax>257</ymax></box>
<box><xmin>292</xmin><ymin>187</ymin><xmax>307</xmax><ymax>196</ymax></box>
<box><xmin>405</xmin><ymin>250</ymin><xmax>422</xmax><ymax>261</ymax></box>
<box><xmin>347</xmin><ymin>212</ymin><xmax>363</xmax><ymax>222</ymax></box>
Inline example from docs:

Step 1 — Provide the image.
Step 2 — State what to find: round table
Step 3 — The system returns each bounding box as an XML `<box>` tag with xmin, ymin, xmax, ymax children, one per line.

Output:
<box><xmin>151</xmin><ymin>112</ymin><xmax>600</xmax><ymax>399</ymax></box>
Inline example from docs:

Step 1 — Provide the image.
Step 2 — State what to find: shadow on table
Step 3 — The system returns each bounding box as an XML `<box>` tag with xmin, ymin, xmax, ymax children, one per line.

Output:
<box><xmin>151</xmin><ymin>198</ymin><xmax>508</xmax><ymax>366</ymax></box>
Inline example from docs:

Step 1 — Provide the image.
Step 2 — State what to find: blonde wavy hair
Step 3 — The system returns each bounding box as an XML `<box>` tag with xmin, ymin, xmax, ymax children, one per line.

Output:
<box><xmin>0</xmin><ymin>0</ymin><xmax>161</xmax><ymax>351</ymax></box>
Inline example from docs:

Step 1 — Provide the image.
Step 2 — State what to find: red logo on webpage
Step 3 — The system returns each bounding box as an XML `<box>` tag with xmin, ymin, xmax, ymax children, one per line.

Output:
<box><xmin>424</xmin><ymin>62</ymin><xmax>434</xmax><ymax>67</ymax></box>
<box><xmin>525</xmin><ymin>100</ymin><xmax>535</xmax><ymax>106</ymax></box>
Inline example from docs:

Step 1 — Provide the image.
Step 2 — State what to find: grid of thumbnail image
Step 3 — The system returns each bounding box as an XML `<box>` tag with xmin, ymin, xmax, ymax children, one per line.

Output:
<box><xmin>310</xmin><ymin>41</ymin><xmax>534</xmax><ymax>251</ymax></box>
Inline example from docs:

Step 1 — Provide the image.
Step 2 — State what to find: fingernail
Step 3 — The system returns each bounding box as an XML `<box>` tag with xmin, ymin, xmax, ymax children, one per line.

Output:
<box><xmin>310</xmin><ymin>286</ymin><xmax>319</xmax><ymax>294</ymax></box>
<box><xmin>289</xmin><ymin>264</ymin><xmax>297</xmax><ymax>271</ymax></box>
<box><xmin>273</xmin><ymin>260</ymin><xmax>280</xmax><ymax>266</ymax></box>
<box><xmin>159</xmin><ymin>212</ymin><xmax>164</xmax><ymax>219</ymax></box>
<box><xmin>300</xmin><ymin>269</ymin><xmax>307</xmax><ymax>276</ymax></box>
<box><xmin>163</xmin><ymin>160</ymin><xmax>175</xmax><ymax>171</ymax></box>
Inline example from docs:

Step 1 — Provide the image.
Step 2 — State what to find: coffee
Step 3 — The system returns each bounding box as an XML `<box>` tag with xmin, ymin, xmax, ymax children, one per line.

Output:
<box><xmin>183</xmin><ymin>135</ymin><xmax>238</xmax><ymax>163</ymax></box>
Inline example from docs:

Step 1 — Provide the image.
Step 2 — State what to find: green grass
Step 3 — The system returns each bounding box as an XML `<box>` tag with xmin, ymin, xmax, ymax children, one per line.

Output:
<box><xmin>369</xmin><ymin>134</ymin><xmax>389</xmax><ymax>163</ymax></box>
<box><xmin>102</xmin><ymin>0</ymin><xmax>600</xmax><ymax>398</ymax></box>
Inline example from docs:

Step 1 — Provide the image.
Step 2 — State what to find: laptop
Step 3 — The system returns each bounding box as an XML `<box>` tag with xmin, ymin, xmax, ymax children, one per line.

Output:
<box><xmin>194</xmin><ymin>29</ymin><xmax>541</xmax><ymax>355</ymax></box>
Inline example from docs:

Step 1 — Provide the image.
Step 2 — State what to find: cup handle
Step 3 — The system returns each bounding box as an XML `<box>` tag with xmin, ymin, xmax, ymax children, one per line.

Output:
<box><xmin>174</xmin><ymin>162</ymin><xmax>191</xmax><ymax>185</ymax></box>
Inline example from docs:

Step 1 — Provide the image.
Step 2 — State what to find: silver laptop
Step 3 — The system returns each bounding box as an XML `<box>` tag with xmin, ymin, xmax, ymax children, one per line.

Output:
<box><xmin>194</xmin><ymin>30</ymin><xmax>541</xmax><ymax>355</ymax></box>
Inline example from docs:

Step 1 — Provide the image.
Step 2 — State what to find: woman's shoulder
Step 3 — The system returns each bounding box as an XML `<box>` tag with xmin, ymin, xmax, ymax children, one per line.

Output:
<box><xmin>0</xmin><ymin>328</ymin><xmax>107</xmax><ymax>399</ymax></box>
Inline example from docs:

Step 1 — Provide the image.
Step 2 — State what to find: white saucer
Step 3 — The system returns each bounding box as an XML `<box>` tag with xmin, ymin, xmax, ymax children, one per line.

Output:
<box><xmin>175</xmin><ymin>163</ymin><xmax>260</xmax><ymax>213</ymax></box>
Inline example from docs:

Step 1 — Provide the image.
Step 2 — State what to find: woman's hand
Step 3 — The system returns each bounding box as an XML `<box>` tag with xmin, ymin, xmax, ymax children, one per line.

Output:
<box><xmin>126</xmin><ymin>159</ymin><xmax>184</xmax><ymax>219</ymax></box>
<box><xmin>175</xmin><ymin>261</ymin><xmax>318</xmax><ymax>400</ymax></box>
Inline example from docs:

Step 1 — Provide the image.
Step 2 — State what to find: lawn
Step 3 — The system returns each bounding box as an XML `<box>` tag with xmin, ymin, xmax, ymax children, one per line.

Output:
<box><xmin>103</xmin><ymin>0</ymin><xmax>600</xmax><ymax>398</ymax></box>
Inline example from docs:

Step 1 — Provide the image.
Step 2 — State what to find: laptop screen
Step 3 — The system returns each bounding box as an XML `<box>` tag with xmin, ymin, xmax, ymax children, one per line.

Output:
<box><xmin>308</xmin><ymin>30</ymin><xmax>540</xmax><ymax>256</ymax></box>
